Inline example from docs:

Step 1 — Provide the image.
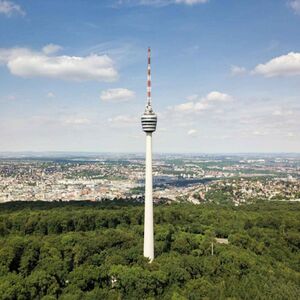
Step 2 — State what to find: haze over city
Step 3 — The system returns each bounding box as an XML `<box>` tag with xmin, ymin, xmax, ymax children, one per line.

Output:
<box><xmin>1</xmin><ymin>0</ymin><xmax>300</xmax><ymax>153</ymax></box>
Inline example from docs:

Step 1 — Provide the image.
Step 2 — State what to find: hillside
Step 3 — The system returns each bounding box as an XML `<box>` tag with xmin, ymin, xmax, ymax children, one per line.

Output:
<box><xmin>0</xmin><ymin>201</ymin><xmax>299</xmax><ymax>299</ymax></box>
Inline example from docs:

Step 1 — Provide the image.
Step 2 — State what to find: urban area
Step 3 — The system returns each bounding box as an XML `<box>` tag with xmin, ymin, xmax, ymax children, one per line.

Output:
<box><xmin>0</xmin><ymin>153</ymin><xmax>299</xmax><ymax>205</ymax></box>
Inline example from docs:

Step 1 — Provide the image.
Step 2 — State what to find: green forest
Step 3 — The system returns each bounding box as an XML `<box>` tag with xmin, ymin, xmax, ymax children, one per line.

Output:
<box><xmin>0</xmin><ymin>200</ymin><xmax>299</xmax><ymax>300</ymax></box>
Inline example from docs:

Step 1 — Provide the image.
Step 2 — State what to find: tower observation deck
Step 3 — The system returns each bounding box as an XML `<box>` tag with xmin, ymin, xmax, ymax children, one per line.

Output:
<box><xmin>141</xmin><ymin>110</ymin><xmax>157</xmax><ymax>133</ymax></box>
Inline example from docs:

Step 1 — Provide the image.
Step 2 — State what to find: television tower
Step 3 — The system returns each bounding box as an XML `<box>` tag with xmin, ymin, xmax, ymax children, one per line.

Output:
<box><xmin>141</xmin><ymin>47</ymin><xmax>157</xmax><ymax>262</ymax></box>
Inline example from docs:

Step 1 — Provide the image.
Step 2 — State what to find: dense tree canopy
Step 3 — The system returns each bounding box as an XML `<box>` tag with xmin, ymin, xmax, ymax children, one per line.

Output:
<box><xmin>0</xmin><ymin>200</ymin><xmax>299</xmax><ymax>299</ymax></box>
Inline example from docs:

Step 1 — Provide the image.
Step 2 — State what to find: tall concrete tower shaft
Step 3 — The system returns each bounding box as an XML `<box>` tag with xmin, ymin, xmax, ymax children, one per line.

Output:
<box><xmin>141</xmin><ymin>48</ymin><xmax>157</xmax><ymax>262</ymax></box>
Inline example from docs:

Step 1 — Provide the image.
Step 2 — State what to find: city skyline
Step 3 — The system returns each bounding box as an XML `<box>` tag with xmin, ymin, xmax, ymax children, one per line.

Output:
<box><xmin>0</xmin><ymin>0</ymin><xmax>300</xmax><ymax>153</ymax></box>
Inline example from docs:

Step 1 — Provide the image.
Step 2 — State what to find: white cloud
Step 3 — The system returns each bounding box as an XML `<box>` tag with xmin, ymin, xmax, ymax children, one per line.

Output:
<box><xmin>174</xmin><ymin>101</ymin><xmax>195</xmax><ymax>112</ymax></box>
<box><xmin>0</xmin><ymin>0</ymin><xmax>25</xmax><ymax>16</ymax></box>
<box><xmin>187</xmin><ymin>129</ymin><xmax>197</xmax><ymax>136</ymax></box>
<box><xmin>100</xmin><ymin>88</ymin><xmax>135</xmax><ymax>102</ymax></box>
<box><xmin>288</xmin><ymin>0</ymin><xmax>300</xmax><ymax>14</ymax></box>
<box><xmin>62</xmin><ymin>117</ymin><xmax>91</xmax><ymax>126</ymax></box>
<box><xmin>173</xmin><ymin>91</ymin><xmax>233</xmax><ymax>113</ymax></box>
<box><xmin>194</xmin><ymin>102</ymin><xmax>209</xmax><ymax>111</ymax></box>
<box><xmin>204</xmin><ymin>91</ymin><xmax>233</xmax><ymax>102</ymax></box>
<box><xmin>109</xmin><ymin>115</ymin><xmax>135</xmax><ymax>123</ymax></box>
<box><xmin>108</xmin><ymin>115</ymin><xmax>138</xmax><ymax>127</ymax></box>
<box><xmin>252</xmin><ymin>130</ymin><xmax>268</xmax><ymax>136</ymax></box>
<box><xmin>42</xmin><ymin>44</ymin><xmax>62</xmax><ymax>55</ymax></box>
<box><xmin>186</xmin><ymin>94</ymin><xmax>198</xmax><ymax>101</ymax></box>
<box><xmin>272</xmin><ymin>109</ymin><xmax>293</xmax><ymax>116</ymax></box>
<box><xmin>253</xmin><ymin>52</ymin><xmax>300</xmax><ymax>77</ymax></box>
<box><xmin>272</xmin><ymin>110</ymin><xmax>282</xmax><ymax>116</ymax></box>
<box><xmin>118</xmin><ymin>0</ymin><xmax>208</xmax><ymax>6</ymax></box>
<box><xmin>175</xmin><ymin>0</ymin><xmax>208</xmax><ymax>4</ymax></box>
<box><xmin>230</xmin><ymin>65</ymin><xmax>247</xmax><ymax>76</ymax></box>
<box><xmin>46</xmin><ymin>92</ymin><xmax>55</xmax><ymax>98</ymax></box>
<box><xmin>0</xmin><ymin>46</ymin><xmax>118</xmax><ymax>81</ymax></box>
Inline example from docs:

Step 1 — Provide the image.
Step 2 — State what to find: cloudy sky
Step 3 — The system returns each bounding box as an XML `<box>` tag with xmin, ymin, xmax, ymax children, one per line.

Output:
<box><xmin>0</xmin><ymin>0</ymin><xmax>300</xmax><ymax>153</ymax></box>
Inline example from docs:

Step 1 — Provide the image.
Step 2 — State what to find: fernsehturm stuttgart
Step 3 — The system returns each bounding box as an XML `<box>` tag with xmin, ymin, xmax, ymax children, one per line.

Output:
<box><xmin>141</xmin><ymin>48</ymin><xmax>157</xmax><ymax>262</ymax></box>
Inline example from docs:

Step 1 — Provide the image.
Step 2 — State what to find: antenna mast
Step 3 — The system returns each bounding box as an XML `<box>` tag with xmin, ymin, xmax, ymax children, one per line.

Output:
<box><xmin>147</xmin><ymin>47</ymin><xmax>152</xmax><ymax>110</ymax></box>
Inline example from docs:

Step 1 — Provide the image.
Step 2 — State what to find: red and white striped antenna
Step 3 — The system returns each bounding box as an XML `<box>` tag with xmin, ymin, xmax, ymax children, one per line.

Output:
<box><xmin>147</xmin><ymin>47</ymin><xmax>152</xmax><ymax>108</ymax></box>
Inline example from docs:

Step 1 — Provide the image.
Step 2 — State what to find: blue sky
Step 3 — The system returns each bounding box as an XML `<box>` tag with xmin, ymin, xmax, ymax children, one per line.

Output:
<box><xmin>0</xmin><ymin>0</ymin><xmax>300</xmax><ymax>153</ymax></box>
